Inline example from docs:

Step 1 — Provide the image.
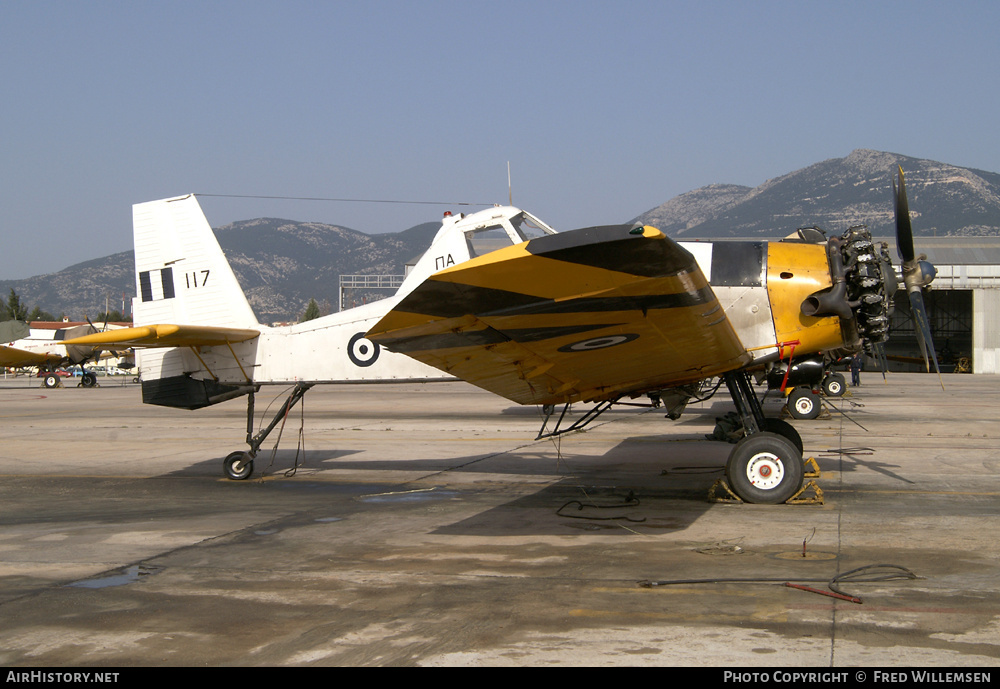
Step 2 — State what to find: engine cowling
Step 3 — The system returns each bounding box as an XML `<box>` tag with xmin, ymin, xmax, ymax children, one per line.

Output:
<box><xmin>801</xmin><ymin>225</ymin><xmax>895</xmax><ymax>350</ymax></box>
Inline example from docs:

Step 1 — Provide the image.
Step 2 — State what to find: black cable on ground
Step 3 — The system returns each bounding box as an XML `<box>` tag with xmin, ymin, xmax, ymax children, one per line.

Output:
<box><xmin>557</xmin><ymin>491</ymin><xmax>646</xmax><ymax>522</ymax></box>
<box><xmin>637</xmin><ymin>563</ymin><xmax>919</xmax><ymax>604</ymax></box>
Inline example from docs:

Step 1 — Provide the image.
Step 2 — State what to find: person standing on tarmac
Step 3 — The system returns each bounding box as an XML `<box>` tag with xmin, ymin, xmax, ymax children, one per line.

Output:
<box><xmin>851</xmin><ymin>355</ymin><xmax>863</xmax><ymax>386</ymax></box>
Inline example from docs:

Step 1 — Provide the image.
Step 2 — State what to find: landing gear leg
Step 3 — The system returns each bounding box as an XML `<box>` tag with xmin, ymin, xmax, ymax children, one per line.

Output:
<box><xmin>223</xmin><ymin>383</ymin><xmax>313</xmax><ymax>480</ymax></box>
<box><xmin>724</xmin><ymin>371</ymin><xmax>765</xmax><ymax>435</ymax></box>
<box><xmin>722</xmin><ymin>372</ymin><xmax>804</xmax><ymax>503</ymax></box>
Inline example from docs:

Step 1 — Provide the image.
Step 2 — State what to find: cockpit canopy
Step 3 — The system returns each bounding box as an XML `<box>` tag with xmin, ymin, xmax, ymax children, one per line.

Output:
<box><xmin>464</xmin><ymin>209</ymin><xmax>557</xmax><ymax>258</ymax></box>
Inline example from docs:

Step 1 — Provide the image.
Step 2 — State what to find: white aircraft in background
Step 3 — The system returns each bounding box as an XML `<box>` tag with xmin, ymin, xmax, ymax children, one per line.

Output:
<box><xmin>66</xmin><ymin>169</ymin><xmax>934</xmax><ymax>503</ymax></box>
<box><xmin>0</xmin><ymin>320</ymin><xmax>126</xmax><ymax>388</ymax></box>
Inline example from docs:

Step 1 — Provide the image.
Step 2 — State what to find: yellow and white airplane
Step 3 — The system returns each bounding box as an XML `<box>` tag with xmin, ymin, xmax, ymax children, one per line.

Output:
<box><xmin>1</xmin><ymin>320</ymin><xmax>122</xmax><ymax>388</ymax></box>
<box><xmin>65</xmin><ymin>168</ymin><xmax>936</xmax><ymax>503</ymax></box>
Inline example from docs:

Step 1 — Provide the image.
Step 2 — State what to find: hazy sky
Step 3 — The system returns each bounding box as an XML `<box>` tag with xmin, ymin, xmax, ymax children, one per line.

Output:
<box><xmin>3</xmin><ymin>1</ymin><xmax>998</xmax><ymax>279</ymax></box>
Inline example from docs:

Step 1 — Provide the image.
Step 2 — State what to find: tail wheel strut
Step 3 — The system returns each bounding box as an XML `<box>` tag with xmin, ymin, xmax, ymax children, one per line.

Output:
<box><xmin>222</xmin><ymin>382</ymin><xmax>313</xmax><ymax>480</ymax></box>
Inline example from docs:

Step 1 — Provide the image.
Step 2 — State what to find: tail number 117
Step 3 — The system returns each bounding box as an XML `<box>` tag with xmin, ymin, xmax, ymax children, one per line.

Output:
<box><xmin>185</xmin><ymin>270</ymin><xmax>210</xmax><ymax>288</ymax></box>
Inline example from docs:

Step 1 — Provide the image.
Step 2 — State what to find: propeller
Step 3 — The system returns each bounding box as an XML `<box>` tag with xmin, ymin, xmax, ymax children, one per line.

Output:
<box><xmin>871</xmin><ymin>342</ymin><xmax>889</xmax><ymax>383</ymax></box>
<box><xmin>65</xmin><ymin>314</ymin><xmax>111</xmax><ymax>366</ymax></box>
<box><xmin>893</xmin><ymin>166</ymin><xmax>942</xmax><ymax>384</ymax></box>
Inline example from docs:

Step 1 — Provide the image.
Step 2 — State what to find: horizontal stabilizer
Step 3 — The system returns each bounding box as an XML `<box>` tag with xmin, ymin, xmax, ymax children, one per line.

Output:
<box><xmin>62</xmin><ymin>324</ymin><xmax>260</xmax><ymax>348</ymax></box>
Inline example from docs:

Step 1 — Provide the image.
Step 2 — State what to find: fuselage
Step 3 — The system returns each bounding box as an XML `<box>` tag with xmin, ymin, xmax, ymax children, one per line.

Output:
<box><xmin>682</xmin><ymin>239</ymin><xmax>850</xmax><ymax>368</ymax></box>
<box><xmin>126</xmin><ymin>195</ymin><xmax>886</xmax><ymax>409</ymax></box>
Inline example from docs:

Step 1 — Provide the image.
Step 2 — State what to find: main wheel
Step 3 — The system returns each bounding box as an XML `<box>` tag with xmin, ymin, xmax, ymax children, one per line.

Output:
<box><xmin>42</xmin><ymin>373</ymin><xmax>59</xmax><ymax>388</ymax></box>
<box><xmin>725</xmin><ymin>432</ymin><xmax>804</xmax><ymax>504</ymax></box>
<box><xmin>787</xmin><ymin>387</ymin><xmax>820</xmax><ymax>420</ymax></box>
<box><xmin>224</xmin><ymin>451</ymin><xmax>254</xmax><ymax>480</ymax></box>
<box><xmin>823</xmin><ymin>373</ymin><xmax>846</xmax><ymax>397</ymax></box>
<box><xmin>762</xmin><ymin>417</ymin><xmax>803</xmax><ymax>455</ymax></box>
<box><xmin>80</xmin><ymin>372</ymin><xmax>98</xmax><ymax>388</ymax></box>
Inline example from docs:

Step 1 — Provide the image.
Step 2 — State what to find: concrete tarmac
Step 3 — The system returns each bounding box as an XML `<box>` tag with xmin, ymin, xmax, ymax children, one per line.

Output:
<box><xmin>0</xmin><ymin>373</ymin><xmax>997</xmax><ymax>666</ymax></box>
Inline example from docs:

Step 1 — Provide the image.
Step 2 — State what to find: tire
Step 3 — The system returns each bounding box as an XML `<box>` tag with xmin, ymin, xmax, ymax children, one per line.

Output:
<box><xmin>43</xmin><ymin>374</ymin><xmax>59</xmax><ymax>388</ymax></box>
<box><xmin>224</xmin><ymin>451</ymin><xmax>254</xmax><ymax>480</ymax></box>
<box><xmin>762</xmin><ymin>418</ymin><xmax>803</xmax><ymax>455</ymax></box>
<box><xmin>787</xmin><ymin>387</ymin><xmax>820</xmax><ymax>420</ymax></box>
<box><xmin>823</xmin><ymin>373</ymin><xmax>846</xmax><ymax>397</ymax></box>
<box><xmin>81</xmin><ymin>372</ymin><xmax>98</xmax><ymax>388</ymax></box>
<box><xmin>725</xmin><ymin>432</ymin><xmax>804</xmax><ymax>504</ymax></box>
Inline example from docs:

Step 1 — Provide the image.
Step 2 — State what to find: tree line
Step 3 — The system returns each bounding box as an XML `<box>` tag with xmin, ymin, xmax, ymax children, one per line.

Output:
<box><xmin>4</xmin><ymin>285</ymin><xmax>320</xmax><ymax>324</ymax></box>
<box><xmin>1</xmin><ymin>288</ymin><xmax>130</xmax><ymax>323</ymax></box>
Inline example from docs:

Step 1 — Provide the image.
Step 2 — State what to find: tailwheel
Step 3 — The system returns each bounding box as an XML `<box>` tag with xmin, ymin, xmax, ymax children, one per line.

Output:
<box><xmin>224</xmin><ymin>451</ymin><xmax>254</xmax><ymax>480</ymax></box>
<box><xmin>787</xmin><ymin>386</ymin><xmax>821</xmax><ymax>420</ymax></box>
<box><xmin>725</xmin><ymin>432</ymin><xmax>804</xmax><ymax>504</ymax></box>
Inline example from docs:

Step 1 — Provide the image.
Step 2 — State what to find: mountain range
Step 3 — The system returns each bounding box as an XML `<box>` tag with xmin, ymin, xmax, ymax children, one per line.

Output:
<box><xmin>4</xmin><ymin>149</ymin><xmax>1000</xmax><ymax>323</ymax></box>
<box><xmin>632</xmin><ymin>148</ymin><xmax>1000</xmax><ymax>237</ymax></box>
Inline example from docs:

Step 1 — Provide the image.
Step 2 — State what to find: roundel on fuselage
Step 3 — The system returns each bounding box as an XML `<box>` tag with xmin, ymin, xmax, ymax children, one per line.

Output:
<box><xmin>348</xmin><ymin>332</ymin><xmax>381</xmax><ymax>367</ymax></box>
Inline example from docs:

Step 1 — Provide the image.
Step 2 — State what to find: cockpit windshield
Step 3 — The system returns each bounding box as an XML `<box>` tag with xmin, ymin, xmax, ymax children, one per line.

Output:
<box><xmin>511</xmin><ymin>213</ymin><xmax>555</xmax><ymax>240</ymax></box>
<box><xmin>466</xmin><ymin>211</ymin><xmax>557</xmax><ymax>258</ymax></box>
<box><xmin>467</xmin><ymin>226</ymin><xmax>513</xmax><ymax>258</ymax></box>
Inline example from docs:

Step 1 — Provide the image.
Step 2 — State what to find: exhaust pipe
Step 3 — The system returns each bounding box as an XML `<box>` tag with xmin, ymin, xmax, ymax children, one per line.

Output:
<box><xmin>801</xmin><ymin>236</ymin><xmax>856</xmax><ymax>320</ymax></box>
<box><xmin>801</xmin><ymin>281</ymin><xmax>854</xmax><ymax>320</ymax></box>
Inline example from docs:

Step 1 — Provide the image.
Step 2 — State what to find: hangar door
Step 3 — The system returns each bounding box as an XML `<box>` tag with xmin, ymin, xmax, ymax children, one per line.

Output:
<box><xmin>887</xmin><ymin>289</ymin><xmax>972</xmax><ymax>373</ymax></box>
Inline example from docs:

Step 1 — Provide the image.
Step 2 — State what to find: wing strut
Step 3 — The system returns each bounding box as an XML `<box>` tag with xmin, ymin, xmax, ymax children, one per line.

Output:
<box><xmin>535</xmin><ymin>397</ymin><xmax>621</xmax><ymax>440</ymax></box>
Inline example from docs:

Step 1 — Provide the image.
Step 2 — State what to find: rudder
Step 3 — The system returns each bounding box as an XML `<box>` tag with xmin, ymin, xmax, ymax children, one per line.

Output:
<box><xmin>132</xmin><ymin>195</ymin><xmax>258</xmax><ymax>328</ymax></box>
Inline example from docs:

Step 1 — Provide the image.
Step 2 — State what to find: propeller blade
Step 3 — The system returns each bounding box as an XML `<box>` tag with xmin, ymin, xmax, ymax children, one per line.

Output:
<box><xmin>894</xmin><ymin>166</ymin><xmax>944</xmax><ymax>389</ymax></box>
<box><xmin>871</xmin><ymin>342</ymin><xmax>888</xmax><ymax>382</ymax></box>
<box><xmin>908</xmin><ymin>290</ymin><xmax>941</xmax><ymax>375</ymax></box>
<box><xmin>894</xmin><ymin>166</ymin><xmax>915</xmax><ymax>263</ymax></box>
<box><xmin>78</xmin><ymin>317</ymin><xmax>105</xmax><ymax>364</ymax></box>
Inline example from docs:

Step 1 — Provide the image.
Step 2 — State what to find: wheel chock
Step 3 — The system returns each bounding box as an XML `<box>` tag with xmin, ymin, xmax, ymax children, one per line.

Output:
<box><xmin>786</xmin><ymin>480</ymin><xmax>824</xmax><ymax>505</ymax></box>
<box><xmin>803</xmin><ymin>456</ymin><xmax>821</xmax><ymax>478</ymax></box>
<box><xmin>708</xmin><ymin>478</ymin><xmax>742</xmax><ymax>503</ymax></box>
<box><xmin>707</xmin><ymin>477</ymin><xmax>824</xmax><ymax>505</ymax></box>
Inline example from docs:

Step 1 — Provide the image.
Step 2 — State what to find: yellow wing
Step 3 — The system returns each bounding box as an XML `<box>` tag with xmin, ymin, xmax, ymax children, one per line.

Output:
<box><xmin>0</xmin><ymin>345</ymin><xmax>63</xmax><ymax>368</ymax></box>
<box><xmin>61</xmin><ymin>324</ymin><xmax>259</xmax><ymax>348</ymax></box>
<box><xmin>367</xmin><ymin>225</ymin><xmax>751</xmax><ymax>405</ymax></box>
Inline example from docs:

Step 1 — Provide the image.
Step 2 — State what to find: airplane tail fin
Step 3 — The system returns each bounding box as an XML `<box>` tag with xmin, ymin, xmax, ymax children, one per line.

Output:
<box><xmin>131</xmin><ymin>195</ymin><xmax>260</xmax><ymax>409</ymax></box>
<box><xmin>132</xmin><ymin>195</ymin><xmax>258</xmax><ymax>328</ymax></box>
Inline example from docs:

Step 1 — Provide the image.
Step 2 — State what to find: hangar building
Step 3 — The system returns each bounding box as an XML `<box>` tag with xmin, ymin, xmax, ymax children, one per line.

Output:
<box><xmin>882</xmin><ymin>237</ymin><xmax>1000</xmax><ymax>374</ymax></box>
